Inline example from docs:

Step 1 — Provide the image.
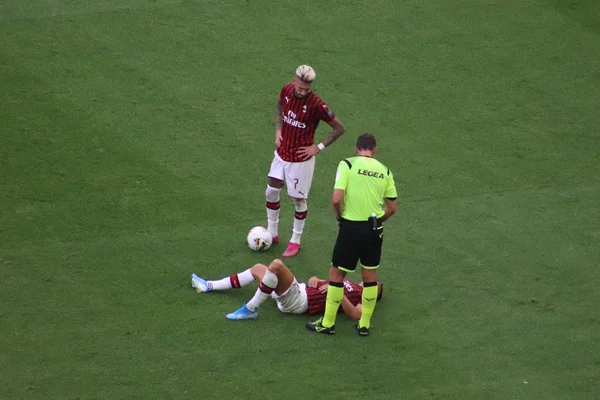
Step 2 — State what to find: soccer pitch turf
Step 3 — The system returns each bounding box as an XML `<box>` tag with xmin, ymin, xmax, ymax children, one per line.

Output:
<box><xmin>1</xmin><ymin>0</ymin><xmax>599</xmax><ymax>399</ymax></box>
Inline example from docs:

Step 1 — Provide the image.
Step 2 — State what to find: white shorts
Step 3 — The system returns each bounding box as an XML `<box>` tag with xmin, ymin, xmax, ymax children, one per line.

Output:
<box><xmin>270</xmin><ymin>278</ymin><xmax>308</xmax><ymax>314</ymax></box>
<box><xmin>268</xmin><ymin>151</ymin><xmax>315</xmax><ymax>199</ymax></box>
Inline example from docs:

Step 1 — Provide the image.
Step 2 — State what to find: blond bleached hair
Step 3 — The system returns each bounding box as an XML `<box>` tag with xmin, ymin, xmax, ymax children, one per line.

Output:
<box><xmin>295</xmin><ymin>65</ymin><xmax>316</xmax><ymax>83</ymax></box>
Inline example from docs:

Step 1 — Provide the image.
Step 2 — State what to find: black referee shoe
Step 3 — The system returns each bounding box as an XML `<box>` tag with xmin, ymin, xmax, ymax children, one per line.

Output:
<box><xmin>356</xmin><ymin>323</ymin><xmax>370</xmax><ymax>336</ymax></box>
<box><xmin>306</xmin><ymin>317</ymin><xmax>336</xmax><ymax>335</ymax></box>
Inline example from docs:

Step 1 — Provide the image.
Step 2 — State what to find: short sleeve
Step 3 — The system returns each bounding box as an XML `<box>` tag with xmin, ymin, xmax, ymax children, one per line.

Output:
<box><xmin>334</xmin><ymin>160</ymin><xmax>350</xmax><ymax>190</ymax></box>
<box><xmin>316</xmin><ymin>100</ymin><xmax>335</xmax><ymax>122</ymax></box>
<box><xmin>385</xmin><ymin>170</ymin><xmax>398</xmax><ymax>199</ymax></box>
<box><xmin>279</xmin><ymin>85</ymin><xmax>286</xmax><ymax>102</ymax></box>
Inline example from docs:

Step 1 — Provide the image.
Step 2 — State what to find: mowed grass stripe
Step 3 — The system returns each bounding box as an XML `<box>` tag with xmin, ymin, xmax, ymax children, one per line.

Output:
<box><xmin>0</xmin><ymin>0</ymin><xmax>185</xmax><ymax>21</ymax></box>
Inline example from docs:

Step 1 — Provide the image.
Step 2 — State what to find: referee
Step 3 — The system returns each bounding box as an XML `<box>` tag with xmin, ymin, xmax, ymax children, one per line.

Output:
<box><xmin>306</xmin><ymin>133</ymin><xmax>397</xmax><ymax>336</ymax></box>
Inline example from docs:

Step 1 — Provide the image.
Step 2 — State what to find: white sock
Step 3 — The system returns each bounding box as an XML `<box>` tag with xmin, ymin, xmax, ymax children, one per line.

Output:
<box><xmin>266</xmin><ymin>186</ymin><xmax>281</xmax><ymax>238</ymax></box>
<box><xmin>290</xmin><ymin>206</ymin><xmax>307</xmax><ymax>245</ymax></box>
<box><xmin>247</xmin><ymin>270</ymin><xmax>278</xmax><ymax>311</ymax></box>
<box><xmin>208</xmin><ymin>269</ymin><xmax>254</xmax><ymax>291</ymax></box>
<box><xmin>267</xmin><ymin>209</ymin><xmax>279</xmax><ymax>238</ymax></box>
<box><xmin>291</xmin><ymin>218</ymin><xmax>306</xmax><ymax>244</ymax></box>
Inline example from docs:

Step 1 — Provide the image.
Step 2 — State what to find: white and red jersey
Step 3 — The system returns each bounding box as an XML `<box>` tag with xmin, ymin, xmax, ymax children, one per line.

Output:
<box><xmin>277</xmin><ymin>83</ymin><xmax>336</xmax><ymax>162</ymax></box>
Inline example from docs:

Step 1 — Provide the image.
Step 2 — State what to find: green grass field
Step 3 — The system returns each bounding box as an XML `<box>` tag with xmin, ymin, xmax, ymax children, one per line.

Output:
<box><xmin>1</xmin><ymin>0</ymin><xmax>599</xmax><ymax>399</ymax></box>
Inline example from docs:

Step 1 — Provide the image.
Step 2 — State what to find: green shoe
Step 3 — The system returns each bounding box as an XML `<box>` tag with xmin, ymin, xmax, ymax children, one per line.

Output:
<box><xmin>306</xmin><ymin>317</ymin><xmax>335</xmax><ymax>335</ymax></box>
<box><xmin>356</xmin><ymin>323</ymin><xmax>370</xmax><ymax>336</ymax></box>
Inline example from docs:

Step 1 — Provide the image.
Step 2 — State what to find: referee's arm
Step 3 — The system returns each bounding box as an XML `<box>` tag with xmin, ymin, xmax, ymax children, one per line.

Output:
<box><xmin>332</xmin><ymin>189</ymin><xmax>344</xmax><ymax>221</ymax></box>
<box><xmin>380</xmin><ymin>197</ymin><xmax>397</xmax><ymax>223</ymax></box>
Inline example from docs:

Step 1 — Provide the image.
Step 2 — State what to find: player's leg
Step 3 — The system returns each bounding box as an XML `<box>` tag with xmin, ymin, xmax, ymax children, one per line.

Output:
<box><xmin>271</xmin><ymin>278</ymin><xmax>308</xmax><ymax>315</ymax></box>
<box><xmin>292</xmin><ymin>197</ymin><xmax>308</xmax><ymax>245</ymax></box>
<box><xmin>267</xmin><ymin>258</ymin><xmax>296</xmax><ymax>295</ymax></box>
<box><xmin>225</xmin><ymin>263</ymin><xmax>269</xmax><ymax>320</ymax></box>
<box><xmin>246</xmin><ymin>258</ymin><xmax>288</xmax><ymax>310</ymax></box>
<box><xmin>307</xmin><ymin>222</ymin><xmax>359</xmax><ymax>334</ymax></box>
<box><xmin>266</xmin><ymin>177</ymin><xmax>283</xmax><ymax>243</ymax></box>
<box><xmin>227</xmin><ymin>259</ymin><xmax>297</xmax><ymax>320</ymax></box>
<box><xmin>266</xmin><ymin>153</ymin><xmax>285</xmax><ymax>243</ymax></box>
<box><xmin>255</xmin><ymin>258</ymin><xmax>308</xmax><ymax>314</ymax></box>
<box><xmin>282</xmin><ymin>157</ymin><xmax>315</xmax><ymax>257</ymax></box>
<box><xmin>356</xmin><ymin>226</ymin><xmax>384</xmax><ymax>335</ymax></box>
<box><xmin>191</xmin><ymin>264</ymin><xmax>261</xmax><ymax>293</ymax></box>
<box><xmin>245</xmin><ymin>258</ymin><xmax>295</xmax><ymax>306</ymax></box>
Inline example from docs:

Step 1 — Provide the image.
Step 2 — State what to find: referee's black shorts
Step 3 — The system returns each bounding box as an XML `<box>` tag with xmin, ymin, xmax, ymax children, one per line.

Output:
<box><xmin>331</xmin><ymin>218</ymin><xmax>384</xmax><ymax>272</ymax></box>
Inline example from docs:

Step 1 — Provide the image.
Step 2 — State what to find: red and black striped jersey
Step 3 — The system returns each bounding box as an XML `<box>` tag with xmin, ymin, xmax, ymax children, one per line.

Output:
<box><xmin>277</xmin><ymin>83</ymin><xmax>335</xmax><ymax>162</ymax></box>
<box><xmin>306</xmin><ymin>280</ymin><xmax>363</xmax><ymax>315</ymax></box>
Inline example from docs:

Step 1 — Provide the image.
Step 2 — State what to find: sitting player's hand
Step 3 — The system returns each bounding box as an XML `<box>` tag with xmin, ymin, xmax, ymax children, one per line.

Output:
<box><xmin>307</xmin><ymin>276</ymin><xmax>319</xmax><ymax>287</ymax></box>
<box><xmin>319</xmin><ymin>283</ymin><xmax>329</xmax><ymax>293</ymax></box>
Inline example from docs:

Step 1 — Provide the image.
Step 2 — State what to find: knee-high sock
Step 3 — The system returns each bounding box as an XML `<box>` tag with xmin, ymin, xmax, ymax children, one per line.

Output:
<box><xmin>208</xmin><ymin>269</ymin><xmax>255</xmax><ymax>291</ymax></box>
<box><xmin>266</xmin><ymin>186</ymin><xmax>281</xmax><ymax>238</ymax></box>
<box><xmin>359</xmin><ymin>282</ymin><xmax>378</xmax><ymax>329</ymax></box>
<box><xmin>247</xmin><ymin>270</ymin><xmax>278</xmax><ymax>311</ymax></box>
<box><xmin>322</xmin><ymin>281</ymin><xmax>344</xmax><ymax>327</ymax></box>
<box><xmin>291</xmin><ymin>199</ymin><xmax>307</xmax><ymax>244</ymax></box>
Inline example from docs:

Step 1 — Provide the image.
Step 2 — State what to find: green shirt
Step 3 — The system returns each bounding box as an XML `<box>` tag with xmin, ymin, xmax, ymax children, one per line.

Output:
<box><xmin>334</xmin><ymin>156</ymin><xmax>397</xmax><ymax>221</ymax></box>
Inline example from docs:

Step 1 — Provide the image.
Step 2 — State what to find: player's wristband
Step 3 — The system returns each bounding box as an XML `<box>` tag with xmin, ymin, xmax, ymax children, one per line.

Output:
<box><xmin>317</xmin><ymin>143</ymin><xmax>325</xmax><ymax>151</ymax></box>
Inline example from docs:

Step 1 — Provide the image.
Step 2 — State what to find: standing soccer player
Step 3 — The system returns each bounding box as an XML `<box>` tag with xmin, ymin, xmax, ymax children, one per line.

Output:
<box><xmin>306</xmin><ymin>133</ymin><xmax>397</xmax><ymax>336</ymax></box>
<box><xmin>266</xmin><ymin>65</ymin><xmax>345</xmax><ymax>258</ymax></box>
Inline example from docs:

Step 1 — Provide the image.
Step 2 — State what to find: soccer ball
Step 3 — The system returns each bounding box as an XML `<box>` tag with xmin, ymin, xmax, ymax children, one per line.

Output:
<box><xmin>246</xmin><ymin>226</ymin><xmax>273</xmax><ymax>252</ymax></box>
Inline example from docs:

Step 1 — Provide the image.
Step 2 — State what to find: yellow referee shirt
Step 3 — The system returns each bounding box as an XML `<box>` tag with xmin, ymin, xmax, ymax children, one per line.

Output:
<box><xmin>334</xmin><ymin>156</ymin><xmax>397</xmax><ymax>221</ymax></box>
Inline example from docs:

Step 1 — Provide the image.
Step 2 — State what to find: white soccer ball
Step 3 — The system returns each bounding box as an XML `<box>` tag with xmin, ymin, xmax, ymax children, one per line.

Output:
<box><xmin>246</xmin><ymin>226</ymin><xmax>273</xmax><ymax>252</ymax></box>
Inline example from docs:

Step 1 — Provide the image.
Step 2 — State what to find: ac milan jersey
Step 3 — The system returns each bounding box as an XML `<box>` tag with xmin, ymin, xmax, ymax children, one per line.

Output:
<box><xmin>306</xmin><ymin>280</ymin><xmax>363</xmax><ymax>315</ymax></box>
<box><xmin>277</xmin><ymin>83</ymin><xmax>336</xmax><ymax>162</ymax></box>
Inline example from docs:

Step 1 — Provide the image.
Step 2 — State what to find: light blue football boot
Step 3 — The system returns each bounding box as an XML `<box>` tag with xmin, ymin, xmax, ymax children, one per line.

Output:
<box><xmin>226</xmin><ymin>303</ymin><xmax>258</xmax><ymax>320</ymax></box>
<box><xmin>191</xmin><ymin>273</ymin><xmax>211</xmax><ymax>293</ymax></box>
